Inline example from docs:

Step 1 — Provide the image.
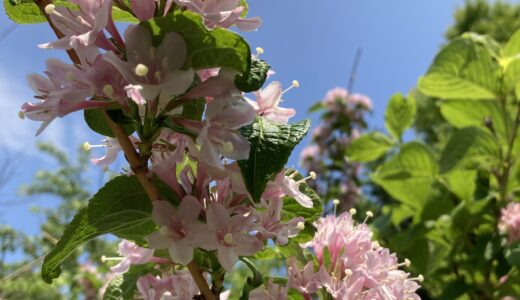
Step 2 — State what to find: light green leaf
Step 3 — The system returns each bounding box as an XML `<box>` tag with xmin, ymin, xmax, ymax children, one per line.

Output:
<box><xmin>440</xmin><ymin>100</ymin><xmax>510</xmax><ymax>140</ymax></box>
<box><xmin>238</xmin><ymin>118</ymin><xmax>310</xmax><ymax>202</ymax></box>
<box><xmin>442</xmin><ymin>169</ymin><xmax>477</xmax><ymax>202</ymax></box>
<box><xmin>347</xmin><ymin>132</ymin><xmax>394</xmax><ymax>162</ymax></box>
<box><xmin>41</xmin><ymin>176</ymin><xmax>177</xmax><ymax>284</ymax></box>
<box><xmin>418</xmin><ymin>36</ymin><xmax>500</xmax><ymax>100</ymax></box>
<box><xmin>440</xmin><ymin>127</ymin><xmax>500</xmax><ymax>173</ymax></box>
<box><xmin>503</xmin><ymin>28</ymin><xmax>520</xmax><ymax>57</ymax></box>
<box><xmin>4</xmin><ymin>0</ymin><xmax>136</xmax><ymax>24</ymax></box>
<box><xmin>372</xmin><ymin>142</ymin><xmax>438</xmax><ymax>208</ymax></box>
<box><xmin>142</xmin><ymin>10</ymin><xmax>251</xmax><ymax>74</ymax></box>
<box><xmin>385</xmin><ymin>93</ymin><xmax>416</xmax><ymax>141</ymax></box>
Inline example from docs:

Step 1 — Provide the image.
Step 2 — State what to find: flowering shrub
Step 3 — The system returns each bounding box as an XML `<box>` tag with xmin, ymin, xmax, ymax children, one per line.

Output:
<box><xmin>5</xmin><ymin>0</ymin><xmax>421</xmax><ymax>299</ymax></box>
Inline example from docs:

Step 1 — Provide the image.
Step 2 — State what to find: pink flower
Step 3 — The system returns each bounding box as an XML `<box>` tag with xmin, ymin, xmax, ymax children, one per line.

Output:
<box><xmin>146</xmin><ymin>197</ymin><xmax>202</xmax><ymax>265</ymax></box>
<box><xmin>287</xmin><ymin>258</ymin><xmax>319</xmax><ymax>295</ymax></box>
<box><xmin>262</xmin><ymin>171</ymin><xmax>315</xmax><ymax>208</ymax></box>
<box><xmin>249</xmin><ymin>279</ymin><xmax>288</xmax><ymax>300</ymax></box>
<box><xmin>131</xmin><ymin>0</ymin><xmax>156</xmax><ymax>21</ymax></box>
<box><xmin>89</xmin><ymin>137</ymin><xmax>139</xmax><ymax>168</ymax></box>
<box><xmin>499</xmin><ymin>202</ymin><xmax>520</xmax><ymax>244</ymax></box>
<box><xmin>181</xmin><ymin>92</ymin><xmax>255</xmax><ymax>171</ymax></box>
<box><xmin>22</xmin><ymin>59</ymin><xmax>108</xmax><ymax>135</ymax></box>
<box><xmin>41</xmin><ymin>0</ymin><xmax>120</xmax><ymax>63</ymax></box>
<box><xmin>137</xmin><ymin>271</ymin><xmax>199</xmax><ymax>300</ymax></box>
<box><xmin>173</xmin><ymin>0</ymin><xmax>262</xmax><ymax>31</ymax></box>
<box><xmin>86</xmin><ymin>55</ymin><xmax>129</xmax><ymax>108</ymax></box>
<box><xmin>104</xmin><ymin>24</ymin><xmax>194</xmax><ymax>104</ymax></box>
<box><xmin>349</xmin><ymin>93</ymin><xmax>372</xmax><ymax>110</ymax></box>
<box><xmin>323</xmin><ymin>87</ymin><xmax>348</xmax><ymax>106</ymax></box>
<box><xmin>254</xmin><ymin>198</ymin><xmax>304</xmax><ymax>245</ymax></box>
<box><xmin>247</xmin><ymin>81</ymin><xmax>295</xmax><ymax>124</ymax></box>
<box><xmin>196</xmin><ymin>202</ymin><xmax>263</xmax><ymax>271</ymax></box>
<box><xmin>109</xmin><ymin>240</ymin><xmax>154</xmax><ymax>274</ymax></box>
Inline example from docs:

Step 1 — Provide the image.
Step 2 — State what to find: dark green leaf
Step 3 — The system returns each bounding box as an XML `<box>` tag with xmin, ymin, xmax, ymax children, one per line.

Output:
<box><xmin>41</xmin><ymin>176</ymin><xmax>177</xmax><ymax>284</ymax></box>
<box><xmin>181</xmin><ymin>98</ymin><xmax>205</xmax><ymax>121</ymax></box>
<box><xmin>142</xmin><ymin>11</ymin><xmax>251</xmax><ymax>74</ymax></box>
<box><xmin>235</xmin><ymin>59</ymin><xmax>271</xmax><ymax>92</ymax></box>
<box><xmin>84</xmin><ymin>109</ymin><xmax>135</xmax><ymax>138</ymax></box>
<box><xmin>505</xmin><ymin>241</ymin><xmax>520</xmax><ymax>267</ymax></box>
<box><xmin>238</xmin><ymin>118</ymin><xmax>310</xmax><ymax>202</ymax></box>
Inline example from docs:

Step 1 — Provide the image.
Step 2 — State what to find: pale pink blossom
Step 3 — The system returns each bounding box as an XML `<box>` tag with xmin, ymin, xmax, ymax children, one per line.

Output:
<box><xmin>349</xmin><ymin>93</ymin><xmax>373</xmax><ymax>110</ymax></box>
<box><xmin>181</xmin><ymin>92</ymin><xmax>255</xmax><ymax>171</ymax></box>
<box><xmin>247</xmin><ymin>81</ymin><xmax>295</xmax><ymax>124</ymax></box>
<box><xmin>131</xmin><ymin>0</ymin><xmax>156</xmax><ymax>21</ymax></box>
<box><xmin>499</xmin><ymin>202</ymin><xmax>520</xmax><ymax>244</ymax></box>
<box><xmin>287</xmin><ymin>258</ymin><xmax>319</xmax><ymax>295</ymax></box>
<box><xmin>254</xmin><ymin>198</ymin><xmax>304</xmax><ymax>245</ymax></box>
<box><xmin>196</xmin><ymin>202</ymin><xmax>263</xmax><ymax>271</ymax></box>
<box><xmin>249</xmin><ymin>279</ymin><xmax>288</xmax><ymax>300</ymax></box>
<box><xmin>110</xmin><ymin>240</ymin><xmax>154</xmax><ymax>274</ymax></box>
<box><xmin>137</xmin><ymin>271</ymin><xmax>199</xmax><ymax>300</ymax></box>
<box><xmin>87</xmin><ymin>55</ymin><xmax>129</xmax><ymax>108</ymax></box>
<box><xmin>173</xmin><ymin>0</ymin><xmax>262</xmax><ymax>31</ymax></box>
<box><xmin>323</xmin><ymin>87</ymin><xmax>348</xmax><ymax>106</ymax></box>
<box><xmin>146</xmin><ymin>197</ymin><xmax>202</xmax><ymax>265</ymax></box>
<box><xmin>104</xmin><ymin>24</ymin><xmax>194</xmax><ymax>104</ymax></box>
<box><xmin>90</xmin><ymin>137</ymin><xmax>137</xmax><ymax>168</ymax></box>
<box><xmin>22</xmin><ymin>59</ymin><xmax>107</xmax><ymax>135</ymax></box>
<box><xmin>262</xmin><ymin>171</ymin><xmax>314</xmax><ymax>208</ymax></box>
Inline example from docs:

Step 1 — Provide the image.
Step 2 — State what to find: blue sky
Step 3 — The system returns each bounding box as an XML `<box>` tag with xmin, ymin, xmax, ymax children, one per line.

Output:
<box><xmin>0</xmin><ymin>0</ymin><xmax>469</xmax><ymax>237</ymax></box>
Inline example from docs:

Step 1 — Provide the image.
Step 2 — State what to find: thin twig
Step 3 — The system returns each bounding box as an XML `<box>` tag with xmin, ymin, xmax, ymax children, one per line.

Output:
<box><xmin>347</xmin><ymin>48</ymin><xmax>363</xmax><ymax>92</ymax></box>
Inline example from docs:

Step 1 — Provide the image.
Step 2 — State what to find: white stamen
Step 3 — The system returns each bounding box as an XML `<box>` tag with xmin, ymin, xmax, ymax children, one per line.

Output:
<box><xmin>44</xmin><ymin>4</ymin><xmax>55</xmax><ymax>14</ymax></box>
<box><xmin>223</xmin><ymin>233</ymin><xmax>233</xmax><ymax>244</ymax></box>
<box><xmin>411</xmin><ymin>275</ymin><xmax>424</xmax><ymax>283</ymax></box>
<box><xmin>332</xmin><ymin>199</ymin><xmax>340</xmax><ymax>206</ymax></box>
<box><xmin>255</xmin><ymin>47</ymin><xmax>264</xmax><ymax>55</ymax></box>
<box><xmin>296</xmin><ymin>222</ymin><xmax>305</xmax><ymax>230</ymax></box>
<box><xmin>364</xmin><ymin>211</ymin><xmax>374</xmax><ymax>223</ymax></box>
<box><xmin>349</xmin><ymin>208</ymin><xmax>357</xmax><ymax>216</ymax></box>
<box><xmin>344</xmin><ymin>269</ymin><xmax>353</xmax><ymax>277</ymax></box>
<box><xmin>135</xmin><ymin>64</ymin><xmax>149</xmax><ymax>77</ymax></box>
<box><xmin>18</xmin><ymin>111</ymin><xmax>25</xmax><ymax>119</ymax></box>
<box><xmin>309</xmin><ymin>171</ymin><xmax>317</xmax><ymax>180</ymax></box>
<box><xmin>102</xmin><ymin>84</ymin><xmax>114</xmax><ymax>97</ymax></box>
<box><xmin>403</xmin><ymin>258</ymin><xmax>411</xmax><ymax>268</ymax></box>
<box><xmin>221</xmin><ymin>141</ymin><xmax>234</xmax><ymax>153</ymax></box>
<box><xmin>101</xmin><ymin>255</ymin><xmax>125</xmax><ymax>263</ymax></box>
<box><xmin>282</xmin><ymin>80</ymin><xmax>300</xmax><ymax>94</ymax></box>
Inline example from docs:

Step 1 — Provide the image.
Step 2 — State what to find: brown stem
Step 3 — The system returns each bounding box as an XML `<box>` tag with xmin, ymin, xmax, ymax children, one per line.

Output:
<box><xmin>33</xmin><ymin>1</ymin><xmax>216</xmax><ymax>299</ymax></box>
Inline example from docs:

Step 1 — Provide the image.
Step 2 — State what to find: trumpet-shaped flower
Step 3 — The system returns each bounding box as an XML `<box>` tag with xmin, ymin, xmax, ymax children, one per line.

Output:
<box><xmin>196</xmin><ymin>203</ymin><xmax>263</xmax><ymax>271</ymax></box>
<box><xmin>110</xmin><ymin>240</ymin><xmax>154</xmax><ymax>274</ymax></box>
<box><xmin>499</xmin><ymin>202</ymin><xmax>520</xmax><ymax>244</ymax></box>
<box><xmin>146</xmin><ymin>197</ymin><xmax>202</xmax><ymax>265</ymax></box>
<box><xmin>174</xmin><ymin>0</ymin><xmax>261</xmax><ymax>31</ymax></box>
<box><xmin>104</xmin><ymin>24</ymin><xmax>194</xmax><ymax>104</ymax></box>
<box><xmin>262</xmin><ymin>171</ymin><xmax>314</xmax><ymax>208</ymax></box>
<box><xmin>131</xmin><ymin>0</ymin><xmax>156</xmax><ymax>21</ymax></box>
<box><xmin>247</xmin><ymin>81</ymin><xmax>295</xmax><ymax>124</ymax></box>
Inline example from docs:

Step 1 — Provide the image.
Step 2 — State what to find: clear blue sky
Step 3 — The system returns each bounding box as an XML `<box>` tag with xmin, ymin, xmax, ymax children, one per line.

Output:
<box><xmin>0</xmin><ymin>0</ymin><xmax>470</xmax><ymax>237</ymax></box>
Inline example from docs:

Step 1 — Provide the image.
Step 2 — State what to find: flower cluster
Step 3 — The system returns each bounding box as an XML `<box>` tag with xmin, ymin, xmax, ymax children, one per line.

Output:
<box><xmin>287</xmin><ymin>211</ymin><xmax>422</xmax><ymax>299</ymax></box>
<box><xmin>499</xmin><ymin>202</ymin><xmax>520</xmax><ymax>244</ymax></box>
<box><xmin>300</xmin><ymin>87</ymin><xmax>371</xmax><ymax>209</ymax></box>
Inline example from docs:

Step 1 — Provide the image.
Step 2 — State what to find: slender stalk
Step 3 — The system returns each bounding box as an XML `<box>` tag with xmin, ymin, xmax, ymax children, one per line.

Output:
<box><xmin>33</xmin><ymin>1</ymin><xmax>216</xmax><ymax>298</ymax></box>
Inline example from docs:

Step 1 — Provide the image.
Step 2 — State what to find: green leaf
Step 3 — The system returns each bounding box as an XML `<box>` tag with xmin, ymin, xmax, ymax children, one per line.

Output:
<box><xmin>103</xmin><ymin>265</ymin><xmax>156</xmax><ymax>300</ymax></box>
<box><xmin>307</xmin><ymin>102</ymin><xmax>324</xmax><ymax>113</ymax></box>
<box><xmin>4</xmin><ymin>0</ymin><xmax>136</xmax><ymax>24</ymax></box>
<box><xmin>418</xmin><ymin>36</ymin><xmax>500</xmax><ymax>100</ymax></box>
<box><xmin>440</xmin><ymin>100</ymin><xmax>510</xmax><ymax>140</ymax></box>
<box><xmin>84</xmin><ymin>109</ymin><xmax>135</xmax><ymax>138</ymax></box>
<box><xmin>142</xmin><ymin>10</ymin><xmax>251</xmax><ymax>74</ymax></box>
<box><xmin>234</xmin><ymin>59</ymin><xmax>271</xmax><ymax>92</ymax></box>
<box><xmin>505</xmin><ymin>241</ymin><xmax>520</xmax><ymax>267</ymax></box>
<box><xmin>442</xmin><ymin>169</ymin><xmax>477</xmax><ymax>201</ymax></box>
<box><xmin>503</xmin><ymin>28</ymin><xmax>520</xmax><ymax>57</ymax></box>
<box><xmin>385</xmin><ymin>93</ymin><xmax>416</xmax><ymax>141</ymax></box>
<box><xmin>440</xmin><ymin>127</ymin><xmax>500</xmax><ymax>173</ymax></box>
<box><xmin>238</xmin><ymin>118</ymin><xmax>310</xmax><ymax>202</ymax></box>
<box><xmin>41</xmin><ymin>176</ymin><xmax>177</xmax><ymax>284</ymax></box>
<box><xmin>347</xmin><ymin>132</ymin><xmax>394</xmax><ymax>162</ymax></box>
<box><xmin>372</xmin><ymin>142</ymin><xmax>438</xmax><ymax>208</ymax></box>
